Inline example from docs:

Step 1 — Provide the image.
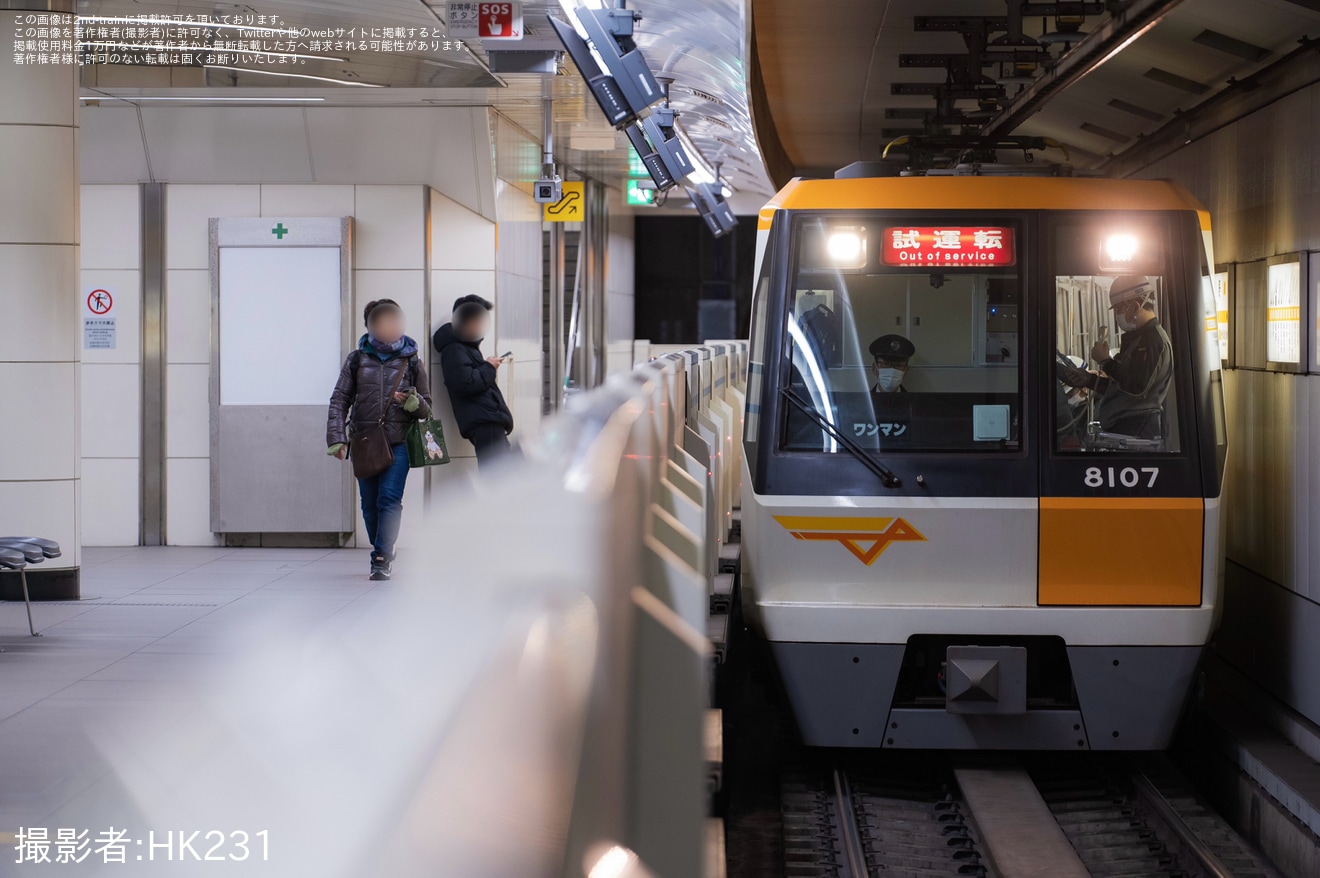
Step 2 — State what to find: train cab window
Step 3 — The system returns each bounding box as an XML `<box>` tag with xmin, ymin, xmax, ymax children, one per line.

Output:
<box><xmin>1052</xmin><ymin>224</ymin><xmax>1181</xmax><ymax>453</ymax></box>
<box><xmin>782</xmin><ymin>219</ymin><xmax>1022</xmax><ymax>453</ymax></box>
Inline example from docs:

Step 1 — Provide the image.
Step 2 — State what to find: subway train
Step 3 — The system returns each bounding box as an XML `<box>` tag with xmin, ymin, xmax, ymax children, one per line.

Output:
<box><xmin>739</xmin><ymin>167</ymin><xmax>1228</xmax><ymax>749</ymax></box>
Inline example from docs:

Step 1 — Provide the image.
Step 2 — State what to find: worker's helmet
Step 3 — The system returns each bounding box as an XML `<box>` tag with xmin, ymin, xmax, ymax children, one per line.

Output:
<box><xmin>1107</xmin><ymin>275</ymin><xmax>1152</xmax><ymax>308</ymax></box>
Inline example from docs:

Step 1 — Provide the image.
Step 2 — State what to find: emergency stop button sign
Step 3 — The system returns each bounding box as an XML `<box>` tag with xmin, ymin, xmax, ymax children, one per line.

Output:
<box><xmin>448</xmin><ymin>2</ymin><xmax>523</xmax><ymax>40</ymax></box>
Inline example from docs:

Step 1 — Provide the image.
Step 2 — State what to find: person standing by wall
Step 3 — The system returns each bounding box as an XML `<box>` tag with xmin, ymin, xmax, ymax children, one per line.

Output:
<box><xmin>432</xmin><ymin>295</ymin><xmax>515</xmax><ymax>468</ymax></box>
<box><xmin>327</xmin><ymin>299</ymin><xmax>432</xmax><ymax>581</ymax></box>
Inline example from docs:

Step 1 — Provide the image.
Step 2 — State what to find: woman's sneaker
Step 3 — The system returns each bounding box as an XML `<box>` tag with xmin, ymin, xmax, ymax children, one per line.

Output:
<box><xmin>369</xmin><ymin>554</ymin><xmax>391</xmax><ymax>581</ymax></box>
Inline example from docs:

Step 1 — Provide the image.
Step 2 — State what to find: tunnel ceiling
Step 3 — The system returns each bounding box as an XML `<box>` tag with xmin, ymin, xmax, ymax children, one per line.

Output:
<box><xmin>752</xmin><ymin>0</ymin><xmax>1320</xmax><ymax>180</ymax></box>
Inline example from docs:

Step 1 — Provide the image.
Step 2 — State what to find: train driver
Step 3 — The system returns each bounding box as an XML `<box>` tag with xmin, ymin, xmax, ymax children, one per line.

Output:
<box><xmin>1060</xmin><ymin>275</ymin><xmax>1173</xmax><ymax>440</ymax></box>
<box><xmin>869</xmin><ymin>334</ymin><xmax>915</xmax><ymax>393</ymax></box>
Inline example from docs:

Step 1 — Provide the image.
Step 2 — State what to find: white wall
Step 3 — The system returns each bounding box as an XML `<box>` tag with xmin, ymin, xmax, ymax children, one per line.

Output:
<box><xmin>155</xmin><ymin>183</ymin><xmax>435</xmax><ymax>547</ymax></box>
<box><xmin>426</xmin><ymin>189</ymin><xmax>497</xmax><ymax>489</ymax></box>
<box><xmin>425</xmin><ymin>181</ymin><xmax>545</xmax><ymax>490</ymax></box>
<box><xmin>493</xmin><ymin>179</ymin><xmax>545</xmax><ymax>441</ymax></box>
<box><xmin>607</xmin><ymin>211</ymin><xmax>636</xmax><ymax>343</ymax></box>
<box><xmin>81</xmin><ymin>105</ymin><xmax>498</xmax><ymax>221</ymax></box>
<box><xmin>74</xmin><ymin>105</ymin><xmax>586</xmax><ymax>548</ymax></box>
<box><xmin>79</xmin><ymin>185</ymin><xmax>141</xmax><ymax>546</ymax></box>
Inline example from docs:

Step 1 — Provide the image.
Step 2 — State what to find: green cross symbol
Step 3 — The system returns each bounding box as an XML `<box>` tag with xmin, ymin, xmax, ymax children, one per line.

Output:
<box><xmin>271</xmin><ymin>223</ymin><xmax>289</xmax><ymax>239</ymax></box>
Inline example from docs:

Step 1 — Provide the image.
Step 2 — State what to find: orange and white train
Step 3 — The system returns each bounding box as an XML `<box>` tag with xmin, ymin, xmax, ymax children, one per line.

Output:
<box><xmin>740</xmin><ymin>168</ymin><xmax>1227</xmax><ymax>749</ymax></box>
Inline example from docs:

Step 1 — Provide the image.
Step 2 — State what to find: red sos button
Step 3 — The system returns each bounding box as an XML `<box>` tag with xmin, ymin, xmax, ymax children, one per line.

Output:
<box><xmin>478</xmin><ymin>2</ymin><xmax>521</xmax><ymax>39</ymax></box>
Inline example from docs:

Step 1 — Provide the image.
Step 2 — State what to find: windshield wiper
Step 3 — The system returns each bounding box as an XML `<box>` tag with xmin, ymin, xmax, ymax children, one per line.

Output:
<box><xmin>780</xmin><ymin>387</ymin><xmax>902</xmax><ymax>488</ymax></box>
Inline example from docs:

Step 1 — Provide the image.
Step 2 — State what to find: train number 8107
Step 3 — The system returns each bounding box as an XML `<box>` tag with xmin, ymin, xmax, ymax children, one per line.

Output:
<box><xmin>1085</xmin><ymin>466</ymin><xmax>1160</xmax><ymax>488</ymax></box>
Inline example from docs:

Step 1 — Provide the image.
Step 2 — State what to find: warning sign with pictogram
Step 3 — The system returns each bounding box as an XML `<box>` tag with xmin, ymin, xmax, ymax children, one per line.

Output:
<box><xmin>87</xmin><ymin>289</ymin><xmax>113</xmax><ymax>315</ymax></box>
<box><xmin>83</xmin><ymin>286</ymin><xmax>117</xmax><ymax>350</ymax></box>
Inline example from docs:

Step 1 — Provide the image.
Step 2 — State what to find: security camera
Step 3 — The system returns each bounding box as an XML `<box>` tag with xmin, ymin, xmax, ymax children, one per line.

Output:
<box><xmin>534</xmin><ymin>175</ymin><xmax>563</xmax><ymax>204</ymax></box>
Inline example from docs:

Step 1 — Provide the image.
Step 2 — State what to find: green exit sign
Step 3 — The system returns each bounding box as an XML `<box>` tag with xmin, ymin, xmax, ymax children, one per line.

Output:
<box><xmin>628</xmin><ymin>148</ymin><xmax>648</xmax><ymax>177</ymax></box>
<box><xmin>627</xmin><ymin>180</ymin><xmax>654</xmax><ymax>206</ymax></box>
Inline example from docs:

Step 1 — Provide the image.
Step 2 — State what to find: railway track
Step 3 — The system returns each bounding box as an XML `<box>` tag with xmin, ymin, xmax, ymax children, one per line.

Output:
<box><xmin>777</xmin><ymin>753</ymin><xmax>1278</xmax><ymax>878</ymax></box>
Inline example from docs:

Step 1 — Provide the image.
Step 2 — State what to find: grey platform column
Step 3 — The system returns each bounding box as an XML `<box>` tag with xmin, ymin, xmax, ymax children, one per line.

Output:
<box><xmin>0</xmin><ymin>0</ymin><xmax>81</xmax><ymax>600</ymax></box>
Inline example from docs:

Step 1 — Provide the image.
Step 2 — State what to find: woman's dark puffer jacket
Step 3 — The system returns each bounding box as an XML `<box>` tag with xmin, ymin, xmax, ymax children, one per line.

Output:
<box><xmin>433</xmin><ymin>322</ymin><xmax>513</xmax><ymax>439</ymax></box>
<box><xmin>326</xmin><ymin>335</ymin><xmax>433</xmax><ymax>448</ymax></box>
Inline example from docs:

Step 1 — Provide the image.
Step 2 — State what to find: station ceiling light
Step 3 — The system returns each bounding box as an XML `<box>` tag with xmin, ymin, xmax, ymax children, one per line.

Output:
<box><xmin>81</xmin><ymin>95</ymin><xmax>326</xmax><ymax>102</ymax></box>
<box><xmin>204</xmin><ymin>65</ymin><xmax>384</xmax><ymax>87</ymax></box>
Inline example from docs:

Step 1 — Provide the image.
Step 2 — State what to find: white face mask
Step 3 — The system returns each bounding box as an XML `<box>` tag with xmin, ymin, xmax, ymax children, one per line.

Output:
<box><xmin>1115</xmin><ymin>290</ymin><xmax>1150</xmax><ymax>332</ymax></box>
<box><xmin>875</xmin><ymin>367</ymin><xmax>904</xmax><ymax>392</ymax></box>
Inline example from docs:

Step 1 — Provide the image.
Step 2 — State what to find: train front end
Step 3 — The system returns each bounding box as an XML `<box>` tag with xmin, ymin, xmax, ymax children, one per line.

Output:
<box><xmin>741</xmin><ymin>175</ymin><xmax>1228</xmax><ymax>750</ymax></box>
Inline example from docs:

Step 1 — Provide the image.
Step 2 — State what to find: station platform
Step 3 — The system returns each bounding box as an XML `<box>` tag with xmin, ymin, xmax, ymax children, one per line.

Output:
<box><xmin>0</xmin><ymin>546</ymin><xmax>379</xmax><ymax>830</ymax></box>
<box><xmin>8</xmin><ymin>1</ymin><xmax>1320</xmax><ymax>874</ymax></box>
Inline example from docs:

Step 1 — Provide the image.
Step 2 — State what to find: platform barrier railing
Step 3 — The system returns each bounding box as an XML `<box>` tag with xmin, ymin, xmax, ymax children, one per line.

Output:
<box><xmin>69</xmin><ymin>343</ymin><xmax>745</xmax><ymax>878</ymax></box>
<box><xmin>409</xmin><ymin>341</ymin><xmax>748</xmax><ymax>878</ymax></box>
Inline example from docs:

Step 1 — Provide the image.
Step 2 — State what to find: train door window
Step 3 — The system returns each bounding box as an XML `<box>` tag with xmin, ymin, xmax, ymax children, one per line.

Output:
<box><xmin>783</xmin><ymin>217</ymin><xmax>1022</xmax><ymax>452</ymax></box>
<box><xmin>744</xmin><ymin>251</ymin><xmax>772</xmax><ymax>473</ymax></box>
<box><xmin>1052</xmin><ymin>222</ymin><xmax>1180</xmax><ymax>453</ymax></box>
<box><xmin>1201</xmin><ymin>258</ymin><xmax>1229</xmax><ymax>475</ymax></box>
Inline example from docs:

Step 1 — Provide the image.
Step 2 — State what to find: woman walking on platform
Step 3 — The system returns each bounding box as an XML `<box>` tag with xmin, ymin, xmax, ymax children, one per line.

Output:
<box><xmin>326</xmin><ymin>299</ymin><xmax>432</xmax><ymax>581</ymax></box>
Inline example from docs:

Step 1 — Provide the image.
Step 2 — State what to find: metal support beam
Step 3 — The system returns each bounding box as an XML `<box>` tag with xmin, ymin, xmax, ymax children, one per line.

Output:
<box><xmin>981</xmin><ymin>0</ymin><xmax>1187</xmax><ymax>137</ymax></box>
<box><xmin>548</xmin><ymin>222</ymin><xmax>565</xmax><ymax>411</ymax></box>
<box><xmin>140</xmin><ymin>182</ymin><xmax>166</xmax><ymax>546</ymax></box>
<box><xmin>582</xmin><ymin>180</ymin><xmax>609</xmax><ymax>389</ymax></box>
<box><xmin>1102</xmin><ymin>36</ymin><xmax>1320</xmax><ymax>177</ymax></box>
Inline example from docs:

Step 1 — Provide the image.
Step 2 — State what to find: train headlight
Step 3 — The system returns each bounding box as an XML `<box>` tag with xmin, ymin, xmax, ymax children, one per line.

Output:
<box><xmin>1105</xmin><ymin>233</ymin><xmax>1139</xmax><ymax>263</ymax></box>
<box><xmin>827</xmin><ymin>229</ymin><xmax>866</xmax><ymax>267</ymax></box>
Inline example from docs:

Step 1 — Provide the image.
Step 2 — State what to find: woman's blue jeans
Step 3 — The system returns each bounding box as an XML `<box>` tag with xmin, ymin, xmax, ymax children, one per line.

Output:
<box><xmin>358</xmin><ymin>443</ymin><xmax>409</xmax><ymax>560</ymax></box>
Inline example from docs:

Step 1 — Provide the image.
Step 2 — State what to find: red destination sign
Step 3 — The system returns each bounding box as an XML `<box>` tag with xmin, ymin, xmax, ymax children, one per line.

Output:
<box><xmin>882</xmin><ymin>226</ymin><xmax>1016</xmax><ymax>267</ymax></box>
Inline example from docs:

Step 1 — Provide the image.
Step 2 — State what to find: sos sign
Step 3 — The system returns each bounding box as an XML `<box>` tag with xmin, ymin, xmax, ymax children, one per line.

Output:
<box><xmin>478</xmin><ymin>2</ymin><xmax>522</xmax><ymax>39</ymax></box>
<box><xmin>446</xmin><ymin>2</ymin><xmax>523</xmax><ymax>39</ymax></box>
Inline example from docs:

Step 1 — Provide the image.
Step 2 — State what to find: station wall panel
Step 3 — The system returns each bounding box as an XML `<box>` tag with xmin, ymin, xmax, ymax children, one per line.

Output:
<box><xmin>79</xmin><ymin>185</ymin><xmax>141</xmax><ymax>546</ymax></box>
<box><xmin>0</xmin><ymin>245</ymin><xmax>79</xmax><ymax>364</ymax></box>
<box><xmin>354</xmin><ymin>185</ymin><xmax>425</xmax><ymax>271</ymax></box>
<box><xmin>152</xmin><ymin>183</ymin><xmax>439</xmax><ymax>545</ymax></box>
<box><xmin>259</xmin><ymin>185</ymin><xmax>355</xmax><ymax>218</ymax></box>
<box><xmin>81</xmin><ymin>458</ymin><xmax>139</xmax><ymax>546</ymax></box>
<box><xmin>72</xmin><ymin>108</ymin><xmax>551</xmax><ymax>547</ymax></box>
<box><xmin>165</xmin><ymin>269</ymin><xmax>210</xmax><ymax>365</ymax></box>
<box><xmin>493</xmin><ymin>180</ymin><xmax>545</xmax><ymax>442</ymax></box>
<box><xmin>141</xmin><ymin>107</ymin><xmax>314</xmax><ymax>184</ymax></box>
<box><xmin>81</xmin><ymin>363</ymin><xmax>139</xmax><ymax>460</ymax></box>
<box><xmin>608</xmin><ymin>210</ymin><xmax>636</xmax><ymax>343</ymax></box>
<box><xmin>1138</xmin><ymin>75</ymin><xmax>1320</xmax><ymax>725</ymax></box>
<box><xmin>427</xmin><ymin>189</ymin><xmax>496</xmax><ymax>479</ymax></box>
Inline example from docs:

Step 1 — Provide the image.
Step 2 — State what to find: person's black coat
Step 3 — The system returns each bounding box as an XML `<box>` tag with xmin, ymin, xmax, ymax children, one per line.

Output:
<box><xmin>326</xmin><ymin>336</ymin><xmax>432</xmax><ymax>448</ymax></box>
<box><xmin>433</xmin><ymin>322</ymin><xmax>513</xmax><ymax>439</ymax></box>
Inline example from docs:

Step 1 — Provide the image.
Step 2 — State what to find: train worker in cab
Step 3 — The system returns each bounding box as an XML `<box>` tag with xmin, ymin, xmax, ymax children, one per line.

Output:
<box><xmin>869</xmin><ymin>334</ymin><xmax>915</xmax><ymax>393</ymax></box>
<box><xmin>1060</xmin><ymin>275</ymin><xmax>1173</xmax><ymax>439</ymax></box>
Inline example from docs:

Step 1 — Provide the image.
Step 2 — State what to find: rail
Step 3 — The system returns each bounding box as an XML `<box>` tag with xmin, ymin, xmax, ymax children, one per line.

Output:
<box><xmin>1131</xmin><ymin>768</ymin><xmax>1236</xmax><ymax>878</ymax></box>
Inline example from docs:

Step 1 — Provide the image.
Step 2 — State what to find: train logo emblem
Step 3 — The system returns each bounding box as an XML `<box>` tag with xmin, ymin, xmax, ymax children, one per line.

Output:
<box><xmin>773</xmin><ymin>516</ymin><xmax>926</xmax><ymax>566</ymax></box>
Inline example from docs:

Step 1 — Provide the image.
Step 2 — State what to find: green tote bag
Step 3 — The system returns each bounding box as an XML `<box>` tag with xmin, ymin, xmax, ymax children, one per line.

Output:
<box><xmin>405</xmin><ymin>417</ymin><xmax>450</xmax><ymax>467</ymax></box>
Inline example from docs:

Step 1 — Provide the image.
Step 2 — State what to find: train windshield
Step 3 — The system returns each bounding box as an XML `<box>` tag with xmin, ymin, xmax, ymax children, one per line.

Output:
<box><xmin>783</xmin><ymin>218</ymin><xmax>1023</xmax><ymax>453</ymax></box>
<box><xmin>1052</xmin><ymin>219</ymin><xmax>1180</xmax><ymax>453</ymax></box>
